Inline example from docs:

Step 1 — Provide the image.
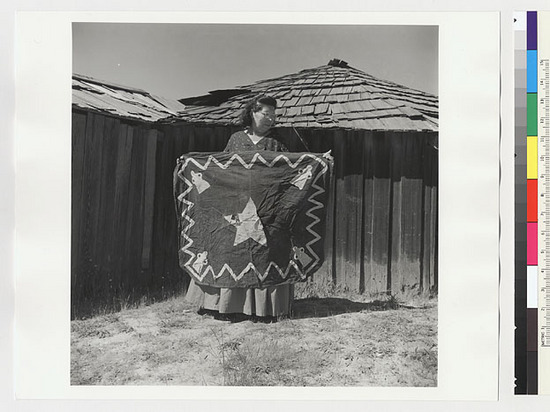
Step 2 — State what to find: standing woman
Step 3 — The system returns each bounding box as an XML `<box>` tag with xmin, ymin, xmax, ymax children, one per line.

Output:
<box><xmin>185</xmin><ymin>94</ymin><xmax>293</xmax><ymax>321</ymax></box>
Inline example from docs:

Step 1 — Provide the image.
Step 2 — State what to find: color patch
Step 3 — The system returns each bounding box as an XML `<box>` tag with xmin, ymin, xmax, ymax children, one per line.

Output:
<box><xmin>528</xmin><ymin>11</ymin><xmax>538</xmax><ymax>50</ymax></box>
<box><xmin>527</xmin><ymin>50</ymin><xmax>538</xmax><ymax>93</ymax></box>
<box><xmin>528</xmin><ymin>222</ymin><xmax>538</xmax><ymax>265</ymax></box>
<box><xmin>527</xmin><ymin>136</ymin><xmax>538</xmax><ymax>178</ymax></box>
<box><xmin>527</xmin><ymin>93</ymin><xmax>538</xmax><ymax>136</ymax></box>
<box><xmin>528</xmin><ymin>351</ymin><xmax>539</xmax><ymax>394</ymax></box>
<box><xmin>527</xmin><ymin>179</ymin><xmax>538</xmax><ymax>221</ymax></box>
<box><xmin>528</xmin><ymin>308</ymin><xmax>539</xmax><ymax>351</ymax></box>
<box><xmin>528</xmin><ymin>265</ymin><xmax>538</xmax><ymax>308</ymax></box>
<box><xmin>515</xmin><ymin>11</ymin><xmax>527</xmax><ymax>31</ymax></box>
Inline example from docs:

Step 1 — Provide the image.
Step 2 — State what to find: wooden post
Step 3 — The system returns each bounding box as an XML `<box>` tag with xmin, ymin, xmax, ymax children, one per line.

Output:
<box><xmin>390</xmin><ymin>133</ymin><xmax>424</xmax><ymax>297</ymax></box>
<box><xmin>71</xmin><ymin>112</ymin><xmax>87</xmax><ymax>285</ymax></box>
<box><xmin>141</xmin><ymin>129</ymin><xmax>158</xmax><ymax>269</ymax></box>
<box><xmin>368</xmin><ymin>132</ymin><xmax>392</xmax><ymax>295</ymax></box>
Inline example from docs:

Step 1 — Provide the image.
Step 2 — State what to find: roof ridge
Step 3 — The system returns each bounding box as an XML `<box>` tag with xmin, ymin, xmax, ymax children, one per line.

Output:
<box><xmin>340</xmin><ymin>66</ymin><xmax>438</xmax><ymax>99</ymax></box>
<box><xmin>227</xmin><ymin>64</ymin><xmax>438</xmax><ymax>101</ymax></box>
<box><xmin>73</xmin><ymin>73</ymin><xmax>186</xmax><ymax>122</ymax></box>
<box><xmin>170</xmin><ymin>61</ymin><xmax>438</xmax><ymax>131</ymax></box>
<box><xmin>73</xmin><ymin>73</ymin><xmax>150</xmax><ymax>95</ymax></box>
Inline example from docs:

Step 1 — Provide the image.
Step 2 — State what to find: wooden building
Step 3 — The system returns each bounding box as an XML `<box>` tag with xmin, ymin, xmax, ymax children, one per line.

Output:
<box><xmin>71</xmin><ymin>60</ymin><xmax>438</xmax><ymax>317</ymax></box>
<box><xmin>71</xmin><ymin>74</ymin><xmax>187</xmax><ymax>317</ymax></box>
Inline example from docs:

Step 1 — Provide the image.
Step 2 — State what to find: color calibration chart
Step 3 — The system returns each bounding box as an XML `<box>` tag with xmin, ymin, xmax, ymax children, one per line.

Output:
<box><xmin>515</xmin><ymin>11</ymin><xmax>550</xmax><ymax>395</ymax></box>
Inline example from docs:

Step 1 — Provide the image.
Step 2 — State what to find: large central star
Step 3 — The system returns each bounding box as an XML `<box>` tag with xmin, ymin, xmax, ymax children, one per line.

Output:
<box><xmin>224</xmin><ymin>197</ymin><xmax>267</xmax><ymax>246</ymax></box>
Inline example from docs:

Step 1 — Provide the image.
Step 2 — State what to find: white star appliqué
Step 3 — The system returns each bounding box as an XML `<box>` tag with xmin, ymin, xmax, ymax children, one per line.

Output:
<box><xmin>224</xmin><ymin>197</ymin><xmax>267</xmax><ymax>246</ymax></box>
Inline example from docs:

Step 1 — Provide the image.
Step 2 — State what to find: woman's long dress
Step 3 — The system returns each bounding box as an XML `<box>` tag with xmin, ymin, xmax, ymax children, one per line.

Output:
<box><xmin>185</xmin><ymin>130</ymin><xmax>294</xmax><ymax>317</ymax></box>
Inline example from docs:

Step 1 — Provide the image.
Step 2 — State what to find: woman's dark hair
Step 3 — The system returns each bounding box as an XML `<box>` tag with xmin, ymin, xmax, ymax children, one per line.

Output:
<box><xmin>239</xmin><ymin>94</ymin><xmax>278</xmax><ymax>127</ymax></box>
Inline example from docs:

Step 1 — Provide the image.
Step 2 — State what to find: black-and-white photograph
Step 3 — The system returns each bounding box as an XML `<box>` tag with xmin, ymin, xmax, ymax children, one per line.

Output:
<box><xmin>70</xmin><ymin>22</ymin><xmax>438</xmax><ymax>387</ymax></box>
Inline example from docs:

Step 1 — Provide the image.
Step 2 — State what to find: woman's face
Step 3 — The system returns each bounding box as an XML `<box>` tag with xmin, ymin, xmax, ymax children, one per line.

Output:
<box><xmin>251</xmin><ymin>103</ymin><xmax>277</xmax><ymax>134</ymax></box>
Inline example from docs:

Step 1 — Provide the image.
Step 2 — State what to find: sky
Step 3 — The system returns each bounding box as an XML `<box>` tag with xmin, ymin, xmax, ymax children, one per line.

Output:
<box><xmin>73</xmin><ymin>23</ymin><xmax>438</xmax><ymax>101</ymax></box>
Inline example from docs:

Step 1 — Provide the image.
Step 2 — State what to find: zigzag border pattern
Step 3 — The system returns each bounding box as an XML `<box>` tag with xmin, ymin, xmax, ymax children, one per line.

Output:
<box><xmin>176</xmin><ymin>153</ymin><xmax>329</xmax><ymax>284</ymax></box>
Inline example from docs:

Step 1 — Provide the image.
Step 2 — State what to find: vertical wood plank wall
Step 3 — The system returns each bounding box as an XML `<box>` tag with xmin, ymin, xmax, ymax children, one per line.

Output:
<box><xmin>71</xmin><ymin>112</ymin><xmax>438</xmax><ymax>317</ymax></box>
<box><xmin>281</xmin><ymin>127</ymin><xmax>438</xmax><ymax>298</ymax></box>
<box><xmin>71</xmin><ymin>112</ymin><xmax>187</xmax><ymax>317</ymax></box>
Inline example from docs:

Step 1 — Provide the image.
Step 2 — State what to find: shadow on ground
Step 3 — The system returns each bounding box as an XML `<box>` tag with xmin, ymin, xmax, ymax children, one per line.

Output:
<box><xmin>291</xmin><ymin>297</ymin><xmax>397</xmax><ymax>319</ymax></box>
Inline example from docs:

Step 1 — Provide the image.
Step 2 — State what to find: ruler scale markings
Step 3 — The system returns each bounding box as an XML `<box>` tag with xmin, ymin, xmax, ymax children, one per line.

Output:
<box><xmin>539</xmin><ymin>11</ymin><xmax>550</xmax><ymax>394</ymax></box>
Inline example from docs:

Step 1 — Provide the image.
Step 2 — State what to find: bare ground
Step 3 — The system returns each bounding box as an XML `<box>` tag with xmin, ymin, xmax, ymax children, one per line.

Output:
<box><xmin>71</xmin><ymin>291</ymin><xmax>437</xmax><ymax>387</ymax></box>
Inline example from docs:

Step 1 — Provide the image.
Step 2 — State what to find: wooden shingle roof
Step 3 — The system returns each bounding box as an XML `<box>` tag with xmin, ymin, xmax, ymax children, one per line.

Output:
<box><xmin>72</xmin><ymin>73</ymin><xmax>186</xmax><ymax>122</ymax></box>
<box><xmin>171</xmin><ymin>59</ymin><xmax>438</xmax><ymax>131</ymax></box>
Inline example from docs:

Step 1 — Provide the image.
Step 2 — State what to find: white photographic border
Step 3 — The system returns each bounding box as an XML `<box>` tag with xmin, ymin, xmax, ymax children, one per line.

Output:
<box><xmin>14</xmin><ymin>11</ymin><xmax>499</xmax><ymax>401</ymax></box>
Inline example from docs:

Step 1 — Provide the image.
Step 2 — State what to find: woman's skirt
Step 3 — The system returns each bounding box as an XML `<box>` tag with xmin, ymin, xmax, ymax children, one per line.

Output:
<box><xmin>185</xmin><ymin>280</ymin><xmax>294</xmax><ymax>317</ymax></box>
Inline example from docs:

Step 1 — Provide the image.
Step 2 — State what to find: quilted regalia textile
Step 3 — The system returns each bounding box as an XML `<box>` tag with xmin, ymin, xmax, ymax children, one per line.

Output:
<box><xmin>174</xmin><ymin>151</ymin><xmax>333</xmax><ymax>288</ymax></box>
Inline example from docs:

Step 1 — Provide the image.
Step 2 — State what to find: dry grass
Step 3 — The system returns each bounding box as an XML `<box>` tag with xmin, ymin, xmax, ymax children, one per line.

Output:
<box><xmin>71</xmin><ymin>288</ymin><xmax>437</xmax><ymax>387</ymax></box>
